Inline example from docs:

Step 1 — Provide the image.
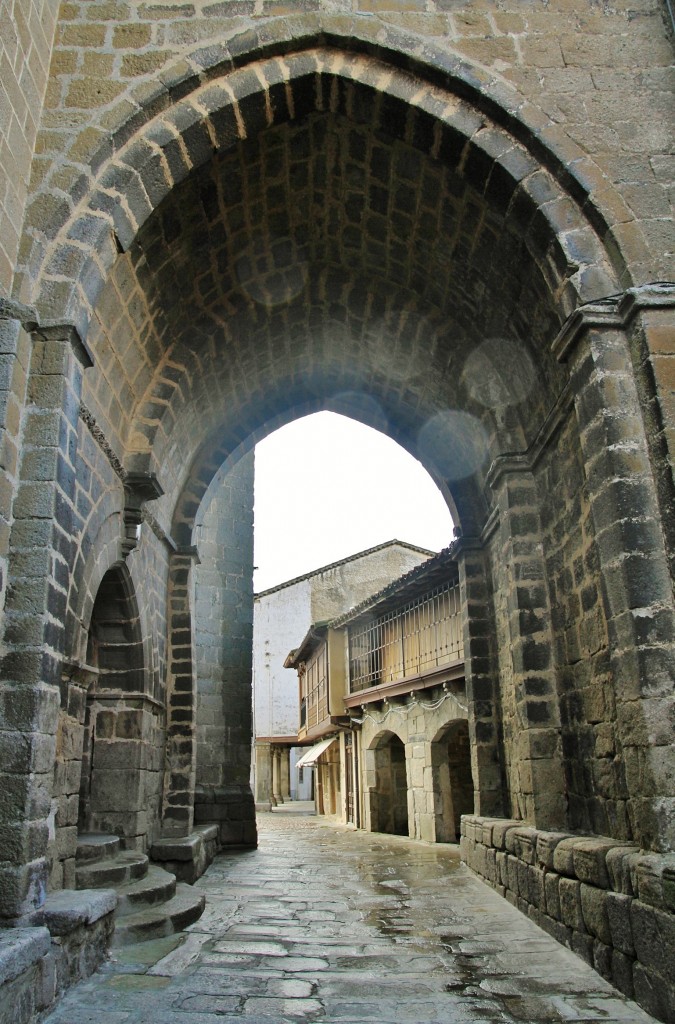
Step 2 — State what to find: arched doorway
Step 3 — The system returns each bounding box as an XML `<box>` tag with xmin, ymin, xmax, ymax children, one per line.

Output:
<box><xmin>19</xmin><ymin>27</ymin><xmax>670</xmax><ymax>866</ymax></box>
<box><xmin>370</xmin><ymin>732</ymin><xmax>409</xmax><ymax>837</ymax></box>
<box><xmin>78</xmin><ymin>565</ymin><xmax>160</xmax><ymax>850</ymax></box>
<box><xmin>432</xmin><ymin>720</ymin><xmax>474</xmax><ymax>843</ymax></box>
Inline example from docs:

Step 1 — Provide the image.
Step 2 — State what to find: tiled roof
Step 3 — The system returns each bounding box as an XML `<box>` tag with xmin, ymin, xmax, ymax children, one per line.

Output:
<box><xmin>254</xmin><ymin>538</ymin><xmax>436</xmax><ymax>598</ymax></box>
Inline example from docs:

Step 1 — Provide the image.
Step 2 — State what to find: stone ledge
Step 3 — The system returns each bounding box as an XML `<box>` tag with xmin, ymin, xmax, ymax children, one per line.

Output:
<box><xmin>460</xmin><ymin>815</ymin><xmax>675</xmax><ymax>1024</ymax></box>
<box><xmin>151</xmin><ymin>827</ymin><xmax>218</xmax><ymax>883</ymax></box>
<box><xmin>152</xmin><ymin>834</ymin><xmax>203</xmax><ymax>862</ymax></box>
<box><xmin>0</xmin><ymin>928</ymin><xmax>50</xmax><ymax>986</ymax></box>
<box><xmin>42</xmin><ymin>888</ymin><xmax>117</xmax><ymax>937</ymax></box>
<box><xmin>0</xmin><ymin>892</ymin><xmax>116</xmax><ymax>1024</ymax></box>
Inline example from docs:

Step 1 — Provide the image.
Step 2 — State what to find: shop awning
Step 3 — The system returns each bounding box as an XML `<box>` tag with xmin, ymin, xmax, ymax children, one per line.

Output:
<box><xmin>295</xmin><ymin>736</ymin><xmax>338</xmax><ymax>768</ymax></box>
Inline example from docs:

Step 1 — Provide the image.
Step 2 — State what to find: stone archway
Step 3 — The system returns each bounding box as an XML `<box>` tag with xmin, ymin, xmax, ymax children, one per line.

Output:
<box><xmin>78</xmin><ymin>564</ymin><xmax>162</xmax><ymax>851</ymax></box>
<box><xmin>369</xmin><ymin>732</ymin><xmax>410</xmax><ymax>837</ymax></box>
<box><xmin>1</xmin><ymin>22</ymin><xmax>673</xmax><ymax>935</ymax></box>
<box><xmin>431</xmin><ymin>719</ymin><xmax>474</xmax><ymax>844</ymax></box>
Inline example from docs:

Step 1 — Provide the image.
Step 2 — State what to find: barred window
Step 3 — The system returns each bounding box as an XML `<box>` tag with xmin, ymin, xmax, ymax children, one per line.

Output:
<box><xmin>348</xmin><ymin>581</ymin><xmax>463</xmax><ymax>693</ymax></box>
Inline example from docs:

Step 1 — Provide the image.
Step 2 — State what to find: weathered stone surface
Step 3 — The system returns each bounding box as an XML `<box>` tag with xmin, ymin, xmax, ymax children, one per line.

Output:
<box><xmin>559</xmin><ymin>877</ymin><xmax>587</xmax><ymax>933</ymax></box>
<box><xmin>606</xmin><ymin>891</ymin><xmax>635</xmax><ymax>957</ymax></box>
<box><xmin>37</xmin><ymin>814</ymin><xmax>659</xmax><ymax>1024</ymax></box>
<box><xmin>42</xmin><ymin>888</ymin><xmax>117</xmax><ymax>936</ymax></box>
<box><xmin>580</xmin><ymin>882</ymin><xmax>611</xmax><ymax>943</ymax></box>
<box><xmin>606</xmin><ymin>846</ymin><xmax>640</xmax><ymax>896</ymax></box>
<box><xmin>0</xmin><ymin>5</ymin><xmax>673</xmax><ymax>1023</ymax></box>
<box><xmin>0</xmin><ymin>927</ymin><xmax>50</xmax><ymax>985</ymax></box>
<box><xmin>631</xmin><ymin>900</ymin><xmax>675</xmax><ymax>981</ymax></box>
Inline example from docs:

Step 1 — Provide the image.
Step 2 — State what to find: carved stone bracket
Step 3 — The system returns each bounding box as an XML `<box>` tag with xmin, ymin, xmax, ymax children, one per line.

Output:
<box><xmin>122</xmin><ymin>472</ymin><xmax>164</xmax><ymax>556</ymax></box>
<box><xmin>552</xmin><ymin>281</ymin><xmax>675</xmax><ymax>363</ymax></box>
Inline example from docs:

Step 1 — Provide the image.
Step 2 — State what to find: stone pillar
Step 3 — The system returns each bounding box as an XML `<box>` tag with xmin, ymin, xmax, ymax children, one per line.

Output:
<box><xmin>191</xmin><ymin>456</ymin><xmax>257</xmax><ymax>847</ymax></box>
<box><xmin>455</xmin><ymin>537</ymin><xmax>505</xmax><ymax>818</ymax></box>
<box><xmin>0</xmin><ymin>316</ymin><xmax>91</xmax><ymax>922</ymax></box>
<box><xmin>280</xmin><ymin>747</ymin><xmax>291</xmax><ymax>802</ymax></box>
<box><xmin>161</xmin><ymin>547</ymin><xmax>198</xmax><ymax>838</ymax></box>
<box><xmin>254</xmin><ymin>741</ymin><xmax>273</xmax><ymax>810</ymax></box>
<box><xmin>271</xmin><ymin>747</ymin><xmax>283</xmax><ymax>806</ymax></box>
<box><xmin>553</xmin><ymin>286</ymin><xmax>675</xmax><ymax>853</ymax></box>
<box><xmin>486</xmin><ymin>467</ymin><xmax>566</xmax><ymax>831</ymax></box>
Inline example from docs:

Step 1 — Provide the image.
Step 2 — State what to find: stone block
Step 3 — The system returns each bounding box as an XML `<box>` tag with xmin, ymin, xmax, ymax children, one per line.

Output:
<box><xmin>552</xmin><ymin>837</ymin><xmax>579</xmax><ymax>877</ymax></box>
<box><xmin>664</xmin><ymin>862</ymin><xmax>675</xmax><ymax>912</ymax></box>
<box><xmin>512</xmin><ymin>826</ymin><xmax>539</xmax><ymax>865</ymax></box>
<box><xmin>90</xmin><ymin>770</ymin><xmax>142</xmax><ymax>811</ymax></box>
<box><xmin>485</xmin><ymin>847</ymin><xmax>498</xmax><ymax>885</ymax></box>
<box><xmin>490</xmin><ymin>819</ymin><xmax>520</xmax><ymax>850</ymax></box>
<box><xmin>535</xmin><ymin>830</ymin><xmax>573</xmax><ymax>869</ymax></box>
<box><xmin>572</xmin><ymin>838</ymin><xmax>621</xmax><ymax>889</ymax></box>
<box><xmin>611</xmin><ymin>949</ymin><xmax>635</xmax><ymax>999</ymax></box>
<box><xmin>506</xmin><ymin>854</ymin><xmax>519</xmax><ymax>895</ymax></box>
<box><xmin>633</xmin><ymin>962</ymin><xmax>675</xmax><ymax>1024</ymax></box>
<box><xmin>544</xmin><ymin>871</ymin><xmax>561</xmax><ymax>920</ymax></box>
<box><xmin>0</xmin><ymin>859</ymin><xmax>50</xmax><ymax>921</ymax></box>
<box><xmin>0</xmin><ymin>928</ymin><xmax>50</xmax><ymax>985</ymax></box>
<box><xmin>496</xmin><ymin>851</ymin><xmax>508</xmax><ymax>887</ymax></box>
<box><xmin>42</xmin><ymin>889</ymin><xmax>117</xmax><ymax>937</ymax></box>
<box><xmin>571</xmin><ymin>929</ymin><xmax>594</xmax><ymax>966</ymax></box>
<box><xmin>473</xmin><ymin>843</ymin><xmax>488</xmax><ymax>877</ymax></box>
<box><xmin>528</xmin><ymin>864</ymin><xmax>546</xmax><ymax>909</ymax></box>
<box><xmin>151</xmin><ymin>833</ymin><xmax>203</xmax><ymax>862</ymax></box>
<box><xmin>606</xmin><ymin>891</ymin><xmax>634</xmax><ymax>956</ymax></box>
<box><xmin>559</xmin><ymin>877</ymin><xmax>586</xmax><ymax>933</ymax></box>
<box><xmin>592</xmin><ymin>938</ymin><xmax>613</xmax><ymax>981</ymax></box>
<box><xmin>538</xmin><ymin>912</ymin><xmax>571</xmax><ymax>948</ymax></box>
<box><xmin>606</xmin><ymin>846</ymin><xmax>639</xmax><ymax>895</ymax></box>
<box><xmin>631</xmin><ymin>900</ymin><xmax>675</xmax><ymax>982</ymax></box>
<box><xmin>580</xmin><ymin>883</ymin><xmax>611</xmax><ymax>943</ymax></box>
<box><xmin>635</xmin><ymin>853</ymin><xmax>674</xmax><ymax>908</ymax></box>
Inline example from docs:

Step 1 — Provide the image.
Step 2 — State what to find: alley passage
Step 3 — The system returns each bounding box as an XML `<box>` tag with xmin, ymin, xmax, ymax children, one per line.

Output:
<box><xmin>45</xmin><ymin>811</ymin><xmax>655</xmax><ymax>1024</ymax></box>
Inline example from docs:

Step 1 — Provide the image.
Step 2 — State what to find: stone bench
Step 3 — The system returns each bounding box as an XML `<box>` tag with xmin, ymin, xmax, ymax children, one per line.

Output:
<box><xmin>0</xmin><ymin>889</ymin><xmax>116</xmax><ymax>1024</ymax></box>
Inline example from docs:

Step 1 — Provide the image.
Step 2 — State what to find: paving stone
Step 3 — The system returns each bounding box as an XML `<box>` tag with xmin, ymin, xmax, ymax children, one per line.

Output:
<box><xmin>41</xmin><ymin>813</ymin><xmax>658</xmax><ymax>1024</ymax></box>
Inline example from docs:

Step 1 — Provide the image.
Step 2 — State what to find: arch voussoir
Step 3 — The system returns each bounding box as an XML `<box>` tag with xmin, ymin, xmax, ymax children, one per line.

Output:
<box><xmin>28</xmin><ymin>20</ymin><xmax>633</xmax><ymax>332</ymax></box>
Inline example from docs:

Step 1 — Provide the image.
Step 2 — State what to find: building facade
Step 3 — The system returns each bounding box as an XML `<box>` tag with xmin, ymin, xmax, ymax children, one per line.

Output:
<box><xmin>287</xmin><ymin>549</ymin><xmax>472</xmax><ymax>841</ymax></box>
<box><xmin>253</xmin><ymin>540</ymin><xmax>435</xmax><ymax>808</ymax></box>
<box><xmin>0</xmin><ymin>1</ymin><xmax>673</xmax><ymax>1020</ymax></box>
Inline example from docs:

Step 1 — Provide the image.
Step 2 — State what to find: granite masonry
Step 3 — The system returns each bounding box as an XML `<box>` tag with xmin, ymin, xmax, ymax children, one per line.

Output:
<box><xmin>0</xmin><ymin>1</ymin><xmax>673</xmax><ymax>1021</ymax></box>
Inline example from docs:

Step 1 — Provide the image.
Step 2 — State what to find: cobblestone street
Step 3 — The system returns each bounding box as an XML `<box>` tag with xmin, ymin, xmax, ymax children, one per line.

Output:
<box><xmin>44</xmin><ymin>811</ymin><xmax>656</xmax><ymax>1024</ymax></box>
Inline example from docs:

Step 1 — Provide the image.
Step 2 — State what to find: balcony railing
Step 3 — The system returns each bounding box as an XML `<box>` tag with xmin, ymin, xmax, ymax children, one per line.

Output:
<box><xmin>348</xmin><ymin>580</ymin><xmax>463</xmax><ymax>694</ymax></box>
<box><xmin>300</xmin><ymin>645</ymin><xmax>328</xmax><ymax>731</ymax></box>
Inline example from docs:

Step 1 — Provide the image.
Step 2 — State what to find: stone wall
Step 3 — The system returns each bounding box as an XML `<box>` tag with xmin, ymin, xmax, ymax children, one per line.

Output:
<box><xmin>193</xmin><ymin>452</ymin><xmax>256</xmax><ymax>846</ymax></box>
<box><xmin>0</xmin><ymin>0</ymin><xmax>60</xmax><ymax>293</ymax></box>
<box><xmin>9</xmin><ymin>0</ymin><xmax>672</xmax><ymax>313</ymax></box>
<box><xmin>0</xmin><ymin>7</ymin><xmax>671</xmax><ymax>1021</ymax></box>
<box><xmin>461</xmin><ymin>814</ymin><xmax>675</xmax><ymax>1024</ymax></box>
<box><xmin>0</xmin><ymin>888</ymin><xmax>115</xmax><ymax>1024</ymax></box>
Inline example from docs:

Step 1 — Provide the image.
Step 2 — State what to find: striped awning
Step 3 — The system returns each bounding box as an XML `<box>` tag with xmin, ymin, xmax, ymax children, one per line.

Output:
<box><xmin>295</xmin><ymin>736</ymin><xmax>338</xmax><ymax>768</ymax></box>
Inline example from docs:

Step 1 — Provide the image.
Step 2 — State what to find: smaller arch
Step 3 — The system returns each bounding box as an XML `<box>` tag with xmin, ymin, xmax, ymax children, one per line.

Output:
<box><xmin>431</xmin><ymin>719</ymin><xmax>474</xmax><ymax>843</ymax></box>
<box><xmin>78</xmin><ymin>564</ymin><xmax>159</xmax><ymax>849</ymax></box>
<box><xmin>368</xmin><ymin>729</ymin><xmax>409</xmax><ymax>837</ymax></box>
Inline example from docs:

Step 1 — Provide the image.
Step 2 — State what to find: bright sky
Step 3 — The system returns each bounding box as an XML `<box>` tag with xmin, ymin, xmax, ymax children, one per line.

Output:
<box><xmin>253</xmin><ymin>412</ymin><xmax>454</xmax><ymax>593</ymax></box>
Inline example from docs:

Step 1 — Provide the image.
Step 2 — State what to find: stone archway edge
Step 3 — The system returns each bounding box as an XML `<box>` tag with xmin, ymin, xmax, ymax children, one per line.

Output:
<box><xmin>24</xmin><ymin>16</ymin><xmax>636</xmax><ymax>329</ymax></box>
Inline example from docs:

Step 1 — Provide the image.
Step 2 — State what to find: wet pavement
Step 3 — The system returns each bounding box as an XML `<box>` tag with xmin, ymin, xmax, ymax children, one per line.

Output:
<box><xmin>44</xmin><ymin>811</ymin><xmax>656</xmax><ymax>1023</ymax></box>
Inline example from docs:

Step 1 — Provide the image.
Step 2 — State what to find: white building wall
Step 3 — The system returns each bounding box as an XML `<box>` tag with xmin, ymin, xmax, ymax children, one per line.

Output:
<box><xmin>253</xmin><ymin>544</ymin><xmax>435</xmax><ymax>743</ymax></box>
<box><xmin>253</xmin><ymin>578</ymin><xmax>312</xmax><ymax>739</ymax></box>
<box><xmin>310</xmin><ymin>546</ymin><xmax>437</xmax><ymax>622</ymax></box>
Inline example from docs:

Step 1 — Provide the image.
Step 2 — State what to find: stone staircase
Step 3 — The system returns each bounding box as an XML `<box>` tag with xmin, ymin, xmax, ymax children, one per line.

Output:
<box><xmin>76</xmin><ymin>833</ymin><xmax>205</xmax><ymax>946</ymax></box>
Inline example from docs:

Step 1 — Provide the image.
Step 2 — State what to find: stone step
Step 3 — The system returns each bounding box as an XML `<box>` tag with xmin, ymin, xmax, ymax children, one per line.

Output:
<box><xmin>75</xmin><ymin>833</ymin><xmax>121</xmax><ymax>865</ymax></box>
<box><xmin>76</xmin><ymin>851</ymin><xmax>149</xmax><ymax>890</ymax></box>
<box><xmin>115</xmin><ymin>865</ymin><xmax>177</xmax><ymax>918</ymax></box>
<box><xmin>111</xmin><ymin>884</ymin><xmax>206</xmax><ymax>945</ymax></box>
